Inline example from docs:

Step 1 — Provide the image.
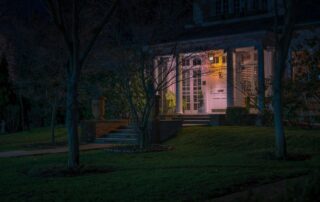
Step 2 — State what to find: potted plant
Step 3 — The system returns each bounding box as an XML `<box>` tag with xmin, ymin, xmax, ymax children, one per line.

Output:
<box><xmin>89</xmin><ymin>85</ymin><xmax>106</xmax><ymax>120</ymax></box>
<box><xmin>91</xmin><ymin>96</ymin><xmax>106</xmax><ymax>120</ymax></box>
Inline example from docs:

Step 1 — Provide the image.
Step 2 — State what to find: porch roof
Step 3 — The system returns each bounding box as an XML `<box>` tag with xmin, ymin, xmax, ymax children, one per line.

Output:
<box><xmin>179</xmin><ymin>17</ymin><xmax>275</xmax><ymax>42</ymax></box>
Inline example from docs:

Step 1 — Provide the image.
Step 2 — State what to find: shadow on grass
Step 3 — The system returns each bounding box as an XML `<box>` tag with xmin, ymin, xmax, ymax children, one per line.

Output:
<box><xmin>105</xmin><ymin>144</ymin><xmax>174</xmax><ymax>153</ymax></box>
<box><xmin>282</xmin><ymin>170</ymin><xmax>320</xmax><ymax>202</ymax></box>
<box><xmin>23</xmin><ymin>142</ymin><xmax>67</xmax><ymax>150</ymax></box>
<box><xmin>25</xmin><ymin>164</ymin><xmax>114</xmax><ymax>178</ymax></box>
<box><xmin>229</xmin><ymin>170</ymin><xmax>320</xmax><ymax>202</ymax></box>
<box><xmin>251</xmin><ymin>151</ymin><xmax>312</xmax><ymax>161</ymax></box>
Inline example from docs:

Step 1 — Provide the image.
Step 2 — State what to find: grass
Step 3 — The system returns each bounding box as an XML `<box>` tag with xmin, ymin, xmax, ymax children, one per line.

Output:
<box><xmin>0</xmin><ymin>127</ymin><xmax>67</xmax><ymax>151</ymax></box>
<box><xmin>0</xmin><ymin>126</ymin><xmax>319</xmax><ymax>201</ymax></box>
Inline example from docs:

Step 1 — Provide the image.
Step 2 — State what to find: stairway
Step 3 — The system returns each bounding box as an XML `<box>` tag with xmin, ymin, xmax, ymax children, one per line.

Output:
<box><xmin>179</xmin><ymin>115</ymin><xmax>211</xmax><ymax>127</ymax></box>
<box><xmin>95</xmin><ymin>125</ymin><xmax>139</xmax><ymax>145</ymax></box>
<box><xmin>168</xmin><ymin>114</ymin><xmax>226</xmax><ymax>127</ymax></box>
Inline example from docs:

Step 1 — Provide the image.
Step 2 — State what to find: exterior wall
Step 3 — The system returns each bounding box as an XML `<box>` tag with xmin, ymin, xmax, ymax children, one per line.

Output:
<box><xmin>192</xmin><ymin>0</ymin><xmax>278</xmax><ymax>26</ymax></box>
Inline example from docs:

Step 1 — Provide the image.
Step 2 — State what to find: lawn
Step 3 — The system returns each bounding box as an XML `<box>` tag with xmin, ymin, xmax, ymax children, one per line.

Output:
<box><xmin>0</xmin><ymin>126</ymin><xmax>319</xmax><ymax>201</ymax></box>
<box><xmin>0</xmin><ymin>127</ymin><xmax>67</xmax><ymax>151</ymax></box>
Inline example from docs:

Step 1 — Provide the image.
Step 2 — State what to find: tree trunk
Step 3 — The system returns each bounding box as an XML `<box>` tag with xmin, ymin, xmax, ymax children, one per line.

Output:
<box><xmin>67</xmin><ymin>0</ymin><xmax>81</xmax><ymax>170</ymax></box>
<box><xmin>18</xmin><ymin>93</ymin><xmax>25</xmax><ymax>131</ymax></box>
<box><xmin>50</xmin><ymin>99</ymin><xmax>57</xmax><ymax>145</ymax></box>
<box><xmin>273</xmin><ymin>52</ymin><xmax>287</xmax><ymax>159</ymax></box>
<box><xmin>66</xmin><ymin>76</ymin><xmax>80</xmax><ymax>170</ymax></box>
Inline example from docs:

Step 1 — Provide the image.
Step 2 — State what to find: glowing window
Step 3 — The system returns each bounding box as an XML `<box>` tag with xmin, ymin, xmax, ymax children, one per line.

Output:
<box><xmin>212</xmin><ymin>57</ymin><xmax>219</xmax><ymax>64</ymax></box>
<box><xmin>222</xmin><ymin>56</ymin><xmax>226</xmax><ymax>63</ymax></box>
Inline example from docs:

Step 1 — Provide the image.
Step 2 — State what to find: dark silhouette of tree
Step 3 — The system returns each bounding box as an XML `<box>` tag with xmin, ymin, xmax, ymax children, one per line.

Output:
<box><xmin>108</xmin><ymin>0</ymin><xmax>192</xmax><ymax>148</ymax></box>
<box><xmin>44</xmin><ymin>0</ymin><xmax>119</xmax><ymax>170</ymax></box>
<box><xmin>284</xmin><ymin>33</ymin><xmax>320</xmax><ymax>126</ymax></box>
<box><xmin>0</xmin><ymin>53</ymin><xmax>15</xmax><ymax>132</ymax></box>
<box><xmin>272</xmin><ymin>0</ymin><xmax>298</xmax><ymax>159</ymax></box>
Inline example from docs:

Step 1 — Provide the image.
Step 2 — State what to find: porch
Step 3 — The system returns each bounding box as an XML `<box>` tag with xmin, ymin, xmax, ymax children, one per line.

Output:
<box><xmin>156</xmin><ymin>35</ymin><xmax>275</xmax><ymax>116</ymax></box>
<box><xmin>160</xmin><ymin>113</ymin><xmax>258</xmax><ymax>127</ymax></box>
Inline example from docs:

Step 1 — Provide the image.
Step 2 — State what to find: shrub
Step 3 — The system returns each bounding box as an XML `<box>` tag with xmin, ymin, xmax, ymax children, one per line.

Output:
<box><xmin>226</xmin><ymin>107</ymin><xmax>249</xmax><ymax>125</ymax></box>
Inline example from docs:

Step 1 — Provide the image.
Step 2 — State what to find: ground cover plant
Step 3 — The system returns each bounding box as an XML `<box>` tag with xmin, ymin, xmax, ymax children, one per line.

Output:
<box><xmin>0</xmin><ymin>126</ymin><xmax>319</xmax><ymax>201</ymax></box>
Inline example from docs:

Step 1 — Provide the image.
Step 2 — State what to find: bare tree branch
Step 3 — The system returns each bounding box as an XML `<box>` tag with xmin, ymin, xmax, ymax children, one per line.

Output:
<box><xmin>79</xmin><ymin>0</ymin><xmax>119</xmax><ymax>68</ymax></box>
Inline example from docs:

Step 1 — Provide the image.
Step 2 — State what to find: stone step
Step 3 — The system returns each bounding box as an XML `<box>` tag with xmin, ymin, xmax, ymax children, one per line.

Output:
<box><xmin>182</xmin><ymin>118</ymin><xmax>211</xmax><ymax>122</ymax></box>
<box><xmin>182</xmin><ymin>119</ymin><xmax>210</xmax><ymax>127</ymax></box>
<box><xmin>173</xmin><ymin>116</ymin><xmax>211</xmax><ymax>120</ymax></box>
<box><xmin>112</xmin><ymin>128</ymin><xmax>136</xmax><ymax>133</ymax></box>
<box><xmin>183</xmin><ymin>123</ymin><xmax>209</xmax><ymax>127</ymax></box>
<box><xmin>118</xmin><ymin>125</ymin><xmax>135</xmax><ymax>129</ymax></box>
<box><xmin>103</xmin><ymin>133</ymin><xmax>138</xmax><ymax>139</ymax></box>
<box><xmin>95</xmin><ymin>137</ymin><xmax>138</xmax><ymax>145</ymax></box>
<box><xmin>183</xmin><ymin>120</ymin><xmax>210</xmax><ymax>124</ymax></box>
<box><xmin>183</xmin><ymin>119</ymin><xmax>211</xmax><ymax>122</ymax></box>
<box><xmin>181</xmin><ymin>115</ymin><xmax>211</xmax><ymax>117</ymax></box>
<box><xmin>94</xmin><ymin>123</ymin><xmax>139</xmax><ymax>145</ymax></box>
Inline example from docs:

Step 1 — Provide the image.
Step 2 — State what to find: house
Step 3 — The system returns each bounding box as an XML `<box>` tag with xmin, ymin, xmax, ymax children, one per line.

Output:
<box><xmin>154</xmin><ymin>0</ymin><xmax>320</xmax><ymax>116</ymax></box>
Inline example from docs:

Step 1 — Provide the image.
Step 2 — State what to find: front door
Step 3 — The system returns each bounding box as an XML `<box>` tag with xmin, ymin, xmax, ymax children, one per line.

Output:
<box><xmin>182</xmin><ymin>68</ymin><xmax>204</xmax><ymax>114</ymax></box>
<box><xmin>207</xmin><ymin>51</ymin><xmax>228</xmax><ymax>113</ymax></box>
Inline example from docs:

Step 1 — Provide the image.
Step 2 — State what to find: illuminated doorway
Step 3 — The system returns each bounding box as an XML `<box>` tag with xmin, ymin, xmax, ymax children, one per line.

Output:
<box><xmin>182</xmin><ymin>58</ymin><xmax>204</xmax><ymax>114</ymax></box>
<box><xmin>207</xmin><ymin>50</ymin><xmax>227</xmax><ymax>113</ymax></box>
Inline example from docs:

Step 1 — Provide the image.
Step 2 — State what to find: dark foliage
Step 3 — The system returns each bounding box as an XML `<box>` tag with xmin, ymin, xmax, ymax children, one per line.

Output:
<box><xmin>226</xmin><ymin>107</ymin><xmax>249</xmax><ymax>125</ymax></box>
<box><xmin>26</xmin><ymin>164</ymin><xmax>114</xmax><ymax>178</ymax></box>
<box><xmin>0</xmin><ymin>53</ymin><xmax>15</xmax><ymax>118</ymax></box>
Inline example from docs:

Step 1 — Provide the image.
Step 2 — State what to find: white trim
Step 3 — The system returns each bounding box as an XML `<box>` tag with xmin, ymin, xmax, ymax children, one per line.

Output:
<box><xmin>186</xmin><ymin>14</ymin><xmax>275</xmax><ymax>29</ymax></box>
<box><xmin>153</xmin><ymin>31</ymin><xmax>269</xmax><ymax>50</ymax></box>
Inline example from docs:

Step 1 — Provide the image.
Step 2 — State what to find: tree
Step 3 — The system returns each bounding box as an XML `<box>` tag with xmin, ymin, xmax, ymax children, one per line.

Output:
<box><xmin>284</xmin><ymin>33</ymin><xmax>320</xmax><ymax>126</ymax></box>
<box><xmin>35</xmin><ymin>21</ymin><xmax>67</xmax><ymax>144</ymax></box>
<box><xmin>112</xmin><ymin>48</ymin><xmax>169</xmax><ymax>148</ymax></box>
<box><xmin>107</xmin><ymin>0</ymin><xmax>192</xmax><ymax>148</ymax></box>
<box><xmin>0</xmin><ymin>53</ymin><xmax>15</xmax><ymax>133</ymax></box>
<box><xmin>0</xmin><ymin>0</ymin><xmax>9</xmax><ymax>20</ymax></box>
<box><xmin>272</xmin><ymin>0</ymin><xmax>298</xmax><ymax>159</ymax></box>
<box><xmin>44</xmin><ymin>0</ymin><xmax>119</xmax><ymax>170</ymax></box>
<box><xmin>0</xmin><ymin>1</ymin><xmax>45</xmax><ymax>132</ymax></box>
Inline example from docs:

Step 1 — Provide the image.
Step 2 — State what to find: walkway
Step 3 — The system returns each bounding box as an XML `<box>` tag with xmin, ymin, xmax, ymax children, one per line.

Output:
<box><xmin>0</xmin><ymin>144</ymin><xmax>113</xmax><ymax>158</ymax></box>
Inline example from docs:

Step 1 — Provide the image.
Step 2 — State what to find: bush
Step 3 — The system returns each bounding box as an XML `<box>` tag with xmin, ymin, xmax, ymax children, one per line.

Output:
<box><xmin>262</xmin><ymin>109</ymin><xmax>274</xmax><ymax>126</ymax></box>
<box><xmin>226</xmin><ymin>107</ymin><xmax>249</xmax><ymax>125</ymax></box>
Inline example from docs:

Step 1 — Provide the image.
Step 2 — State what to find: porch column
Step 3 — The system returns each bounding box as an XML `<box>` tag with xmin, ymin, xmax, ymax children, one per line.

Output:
<box><xmin>256</xmin><ymin>45</ymin><xmax>265</xmax><ymax>113</ymax></box>
<box><xmin>175</xmin><ymin>54</ymin><xmax>183</xmax><ymax>114</ymax></box>
<box><xmin>227</xmin><ymin>48</ymin><xmax>234</xmax><ymax>108</ymax></box>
